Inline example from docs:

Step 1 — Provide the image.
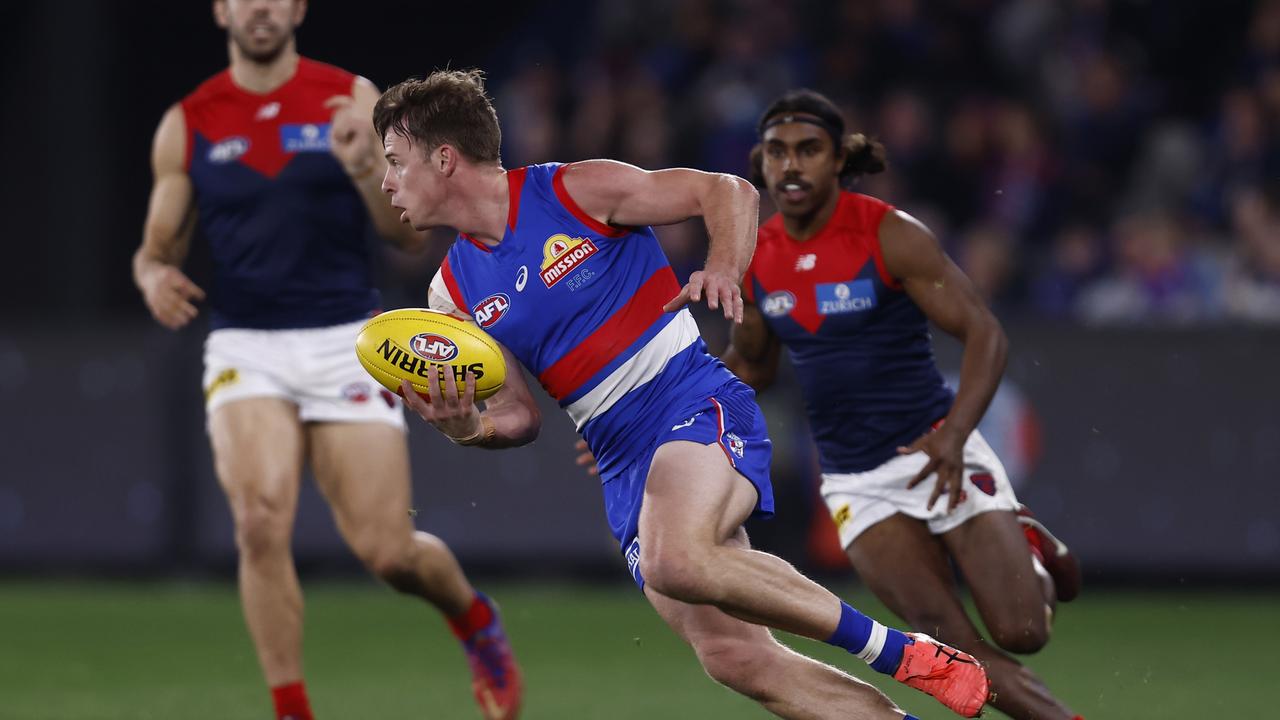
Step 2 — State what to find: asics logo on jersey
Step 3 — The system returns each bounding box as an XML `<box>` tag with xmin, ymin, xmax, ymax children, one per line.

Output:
<box><xmin>207</xmin><ymin>136</ymin><xmax>249</xmax><ymax>163</ymax></box>
<box><xmin>761</xmin><ymin>290</ymin><xmax>796</xmax><ymax>318</ymax></box>
<box><xmin>472</xmin><ymin>293</ymin><xmax>511</xmax><ymax>329</ymax></box>
<box><xmin>795</xmin><ymin>253</ymin><xmax>817</xmax><ymax>271</ymax></box>
<box><xmin>540</xmin><ymin>233</ymin><xmax>598</xmax><ymax>288</ymax></box>
<box><xmin>515</xmin><ymin>265</ymin><xmax>529</xmax><ymax>292</ymax></box>
<box><xmin>255</xmin><ymin>101</ymin><xmax>281</xmax><ymax>120</ymax></box>
<box><xmin>409</xmin><ymin>333</ymin><xmax>459</xmax><ymax>362</ymax></box>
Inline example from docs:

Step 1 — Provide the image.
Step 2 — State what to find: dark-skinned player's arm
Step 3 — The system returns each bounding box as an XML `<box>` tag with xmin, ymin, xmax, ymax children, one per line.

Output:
<box><xmin>398</xmin><ymin>286</ymin><xmax>541</xmax><ymax>449</ymax></box>
<box><xmin>722</xmin><ymin>297</ymin><xmax>783</xmax><ymax>391</ymax></box>
<box><xmin>326</xmin><ymin>76</ymin><xmax>428</xmax><ymax>252</ymax></box>
<box><xmin>133</xmin><ymin>104</ymin><xmax>204</xmax><ymax>331</ymax></box>
<box><xmin>557</xmin><ymin>160</ymin><xmax>759</xmax><ymax>324</ymax></box>
<box><xmin>881</xmin><ymin>210</ymin><xmax>1009</xmax><ymax>512</ymax></box>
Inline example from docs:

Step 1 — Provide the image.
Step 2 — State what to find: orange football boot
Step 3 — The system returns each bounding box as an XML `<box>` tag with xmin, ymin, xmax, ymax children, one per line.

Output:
<box><xmin>893</xmin><ymin>633</ymin><xmax>991</xmax><ymax>717</ymax></box>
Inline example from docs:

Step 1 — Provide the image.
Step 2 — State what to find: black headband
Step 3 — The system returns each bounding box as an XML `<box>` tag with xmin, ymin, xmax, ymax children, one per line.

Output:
<box><xmin>760</xmin><ymin>113</ymin><xmax>842</xmax><ymax>145</ymax></box>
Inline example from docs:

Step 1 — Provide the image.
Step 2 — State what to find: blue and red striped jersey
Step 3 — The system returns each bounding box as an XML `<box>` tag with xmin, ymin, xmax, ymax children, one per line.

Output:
<box><xmin>181</xmin><ymin>57</ymin><xmax>378</xmax><ymax>329</ymax></box>
<box><xmin>430</xmin><ymin>163</ymin><xmax>735</xmax><ymax>476</ymax></box>
<box><xmin>745</xmin><ymin>192</ymin><xmax>954</xmax><ymax>473</ymax></box>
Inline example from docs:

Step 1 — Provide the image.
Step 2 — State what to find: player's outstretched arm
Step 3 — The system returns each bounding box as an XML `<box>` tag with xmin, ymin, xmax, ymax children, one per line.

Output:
<box><xmin>134</xmin><ymin>104</ymin><xmax>204</xmax><ymax>331</ymax></box>
<box><xmin>558</xmin><ymin>160</ymin><xmax>759</xmax><ymax>323</ymax></box>
<box><xmin>327</xmin><ymin>77</ymin><xmax>427</xmax><ymax>252</ymax></box>
<box><xmin>722</xmin><ymin>298</ymin><xmax>782</xmax><ymax>391</ymax></box>
<box><xmin>881</xmin><ymin>210</ymin><xmax>1009</xmax><ymax>511</ymax></box>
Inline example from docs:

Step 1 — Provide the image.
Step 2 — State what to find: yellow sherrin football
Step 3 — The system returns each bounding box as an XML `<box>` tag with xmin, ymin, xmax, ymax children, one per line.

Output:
<box><xmin>355</xmin><ymin>309</ymin><xmax>506</xmax><ymax>401</ymax></box>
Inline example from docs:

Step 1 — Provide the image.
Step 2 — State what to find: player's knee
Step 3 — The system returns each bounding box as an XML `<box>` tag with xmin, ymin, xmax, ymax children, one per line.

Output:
<box><xmin>232</xmin><ymin>493</ymin><xmax>293</xmax><ymax>561</ymax></box>
<box><xmin>693</xmin><ymin>636</ymin><xmax>777</xmax><ymax>699</ymax></box>
<box><xmin>988</xmin><ymin>614</ymin><xmax>1050</xmax><ymax>654</ymax></box>
<box><xmin>352</xmin><ymin>537</ymin><xmax>418</xmax><ymax>589</ymax></box>
<box><xmin>639</xmin><ymin>548</ymin><xmax>715</xmax><ymax>603</ymax></box>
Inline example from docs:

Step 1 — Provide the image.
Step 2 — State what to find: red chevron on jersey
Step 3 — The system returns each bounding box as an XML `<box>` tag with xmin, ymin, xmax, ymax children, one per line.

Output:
<box><xmin>181</xmin><ymin>58</ymin><xmax>353</xmax><ymax>179</ymax></box>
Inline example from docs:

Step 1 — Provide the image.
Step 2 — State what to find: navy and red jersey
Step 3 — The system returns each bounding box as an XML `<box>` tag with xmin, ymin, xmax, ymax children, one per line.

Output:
<box><xmin>181</xmin><ymin>57</ymin><xmax>378</xmax><ymax>330</ymax></box>
<box><xmin>744</xmin><ymin>192</ymin><xmax>954</xmax><ymax>473</ymax></box>
<box><xmin>429</xmin><ymin>163</ymin><xmax>736</xmax><ymax>479</ymax></box>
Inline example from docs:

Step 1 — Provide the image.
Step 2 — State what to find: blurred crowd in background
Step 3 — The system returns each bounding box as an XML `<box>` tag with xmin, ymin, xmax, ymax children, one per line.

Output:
<box><xmin>390</xmin><ymin>0</ymin><xmax>1280</xmax><ymax>326</ymax></box>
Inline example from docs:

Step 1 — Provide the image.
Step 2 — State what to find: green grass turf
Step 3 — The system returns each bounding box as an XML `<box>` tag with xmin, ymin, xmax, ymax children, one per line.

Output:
<box><xmin>0</xmin><ymin>580</ymin><xmax>1272</xmax><ymax>719</ymax></box>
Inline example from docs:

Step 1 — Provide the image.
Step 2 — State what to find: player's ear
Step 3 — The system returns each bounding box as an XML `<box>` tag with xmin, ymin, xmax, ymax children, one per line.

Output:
<box><xmin>293</xmin><ymin>0</ymin><xmax>308</xmax><ymax>25</ymax></box>
<box><xmin>212</xmin><ymin>0</ymin><xmax>229</xmax><ymax>29</ymax></box>
<box><xmin>437</xmin><ymin>145</ymin><xmax>458</xmax><ymax>176</ymax></box>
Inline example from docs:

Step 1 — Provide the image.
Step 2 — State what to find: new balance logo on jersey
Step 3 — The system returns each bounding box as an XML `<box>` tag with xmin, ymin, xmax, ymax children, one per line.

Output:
<box><xmin>255</xmin><ymin>101</ymin><xmax>281</xmax><ymax>120</ymax></box>
<box><xmin>761</xmin><ymin>290</ymin><xmax>796</xmax><ymax>318</ymax></box>
<box><xmin>795</xmin><ymin>254</ymin><xmax>817</xmax><ymax>271</ymax></box>
<box><xmin>816</xmin><ymin>279</ymin><xmax>876</xmax><ymax>314</ymax></box>
<box><xmin>472</xmin><ymin>293</ymin><xmax>511</xmax><ymax>329</ymax></box>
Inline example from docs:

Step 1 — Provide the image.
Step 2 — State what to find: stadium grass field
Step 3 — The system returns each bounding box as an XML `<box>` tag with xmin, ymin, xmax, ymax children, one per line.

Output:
<box><xmin>0</xmin><ymin>580</ymin><xmax>1271</xmax><ymax>719</ymax></box>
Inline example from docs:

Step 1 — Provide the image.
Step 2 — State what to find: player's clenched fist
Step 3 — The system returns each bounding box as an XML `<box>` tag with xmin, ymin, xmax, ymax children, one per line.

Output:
<box><xmin>139</xmin><ymin>264</ymin><xmax>205</xmax><ymax>330</ymax></box>
<box><xmin>325</xmin><ymin>93</ymin><xmax>377</xmax><ymax>179</ymax></box>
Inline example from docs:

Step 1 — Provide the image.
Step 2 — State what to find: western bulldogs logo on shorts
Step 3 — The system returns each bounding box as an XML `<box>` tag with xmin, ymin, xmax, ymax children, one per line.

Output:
<box><xmin>725</xmin><ymin>432</ymin><xmax>745</xmax><ymax>458</ymax></box>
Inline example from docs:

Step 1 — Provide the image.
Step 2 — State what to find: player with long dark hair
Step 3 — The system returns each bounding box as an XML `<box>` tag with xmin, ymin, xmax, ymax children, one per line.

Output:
<box><xmin>729</xmin><ymin>89</ymin><xmax>1084</xmax><ymax>720</ymax></box>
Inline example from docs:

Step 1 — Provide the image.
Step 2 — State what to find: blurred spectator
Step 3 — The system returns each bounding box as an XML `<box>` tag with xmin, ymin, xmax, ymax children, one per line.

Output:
<box><xmin>956</xmin><ymin>223</ymin><xmax>1020</xmax><ymax>316</ymax></box>
<box><xmin>1076</xmin><ymin>209</ymin><xmax>1223</xmax><ymax>324</ymax></box>
<box><xmin>1224</xmin><ymin>186</ymin><xmax>1280</xmax><ymax>322</ymax></box>
<box><xmin>1031</xmin><ymin>223</ymin><xmax>1107</xmax><ymax>319</ymax></box>
<box><xmin>478</xmin><ymin>0</ymin><xmax>1272</xmax><ymax>327</ymax></box>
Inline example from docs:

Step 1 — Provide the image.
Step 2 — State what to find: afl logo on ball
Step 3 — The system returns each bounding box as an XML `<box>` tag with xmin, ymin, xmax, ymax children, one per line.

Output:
<box><xmin>409</xmin><ymin>333</ymin><xmax>459</xmax><ymax>362</ymax></box>
<box><xmin>472</xmin><ymin>293</ymin><xmax>511</xmax><ymax>329</ymax></box>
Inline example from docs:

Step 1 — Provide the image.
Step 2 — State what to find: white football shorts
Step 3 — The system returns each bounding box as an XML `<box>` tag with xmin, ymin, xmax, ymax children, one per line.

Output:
<box><xmin>821</xmin><ymin>429</ymin><xmax>1019</xmax><ymax>549</ymax></box>
<box><xmin>202</xmin><ymin>319</ymin><xmax>405</xmax><ymax>429</ymax></box>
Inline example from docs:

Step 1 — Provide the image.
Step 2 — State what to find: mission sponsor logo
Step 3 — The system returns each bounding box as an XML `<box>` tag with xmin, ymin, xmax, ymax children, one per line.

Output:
<box><xmin>472</xmin><ymin>293</ymin><xmax>511</xmax><ymax>329</ymax></box>
<box><xmin>816</xmin><ymin>279</ymin><xmax>876</xmax><ymax>315</ymax></box>
<box><xmin>761</xmin><ymin>290</ymin><xmax>796</xmax><ymax>318</ymax></box>
<box><xmin>376</xmin><ymin>338</ymin><xmax>486</xmax><ymax>382</ymax></box>
<box><xmin>280</xmin><ymin>123</ymin><xmax>332</xmax><ymax>153</ymax></box>
<box><xmin>207</xmin><ymin>136</ymin><xmax>249</xmax><ymax>164</ymax></box>
<box><xmin>540</xmin><ymin>233</ymin><xmax>597</xmax><ymax>288</ymax></box>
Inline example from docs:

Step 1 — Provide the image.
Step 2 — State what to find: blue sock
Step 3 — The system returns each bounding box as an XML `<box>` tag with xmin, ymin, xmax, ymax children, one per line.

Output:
<box><xmin>904</xmin><ymin>716</ymin><xmax>921</xmax><ymax>720</ymax></box>
<box><xmin>826</xmin><ymin>601</ymin><xmax>909</xmax><ymax>675</ymax></box>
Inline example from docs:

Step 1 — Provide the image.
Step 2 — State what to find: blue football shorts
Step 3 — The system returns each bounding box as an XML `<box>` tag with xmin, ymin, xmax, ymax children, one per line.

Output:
<box><xmin>599</xmin><ymin>379</ymin><xmax>774</xmax><ymax>589</ymax></box>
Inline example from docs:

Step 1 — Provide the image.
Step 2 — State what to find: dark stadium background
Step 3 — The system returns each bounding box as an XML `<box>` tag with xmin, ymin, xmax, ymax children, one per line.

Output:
<box><xmin>0</xmin><ymin>2</ymin><xmax>1276</xmax><ymax>718</ymax></box>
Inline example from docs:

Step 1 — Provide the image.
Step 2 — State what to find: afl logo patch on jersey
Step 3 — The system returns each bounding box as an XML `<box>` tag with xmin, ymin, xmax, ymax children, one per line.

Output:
<box><xmin>472</xmin><ymin>293</ymin><xmax>511</xmax><ymax>329</ymax></box>
<box><xmin>207</xmin><ymin>136</ymin><xmax>250</xmax><ymax>164</ymax></box>
<box><xmin>540</xmin><ymin>233</ymin><xmax>598</xmax><ymax>288</ymax></box>
<box><xmin>817</xmin><ymin>279</ymin><xmax>876</xmax><ymax>315</ymax></box>
<box><xmin>761</xmin><ymin>290</ymin><xmax>797</xmax><ymax>318</ymax></box>
<box><xmin>280</xmin><ymin>123</ymin><xmax>332</xmax><ymax>153</ymax></box>
<box><xmin>409</xmin><ymin>333</ymin><xmax>459</xmax><ymax>362</ymax></box>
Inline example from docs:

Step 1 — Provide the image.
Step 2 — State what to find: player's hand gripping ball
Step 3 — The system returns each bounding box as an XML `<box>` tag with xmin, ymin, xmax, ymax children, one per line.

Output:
<box><xmin>356</xmin><ymin>309</ymin><xmax>506</xmax><ymax>401</ymax></box>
